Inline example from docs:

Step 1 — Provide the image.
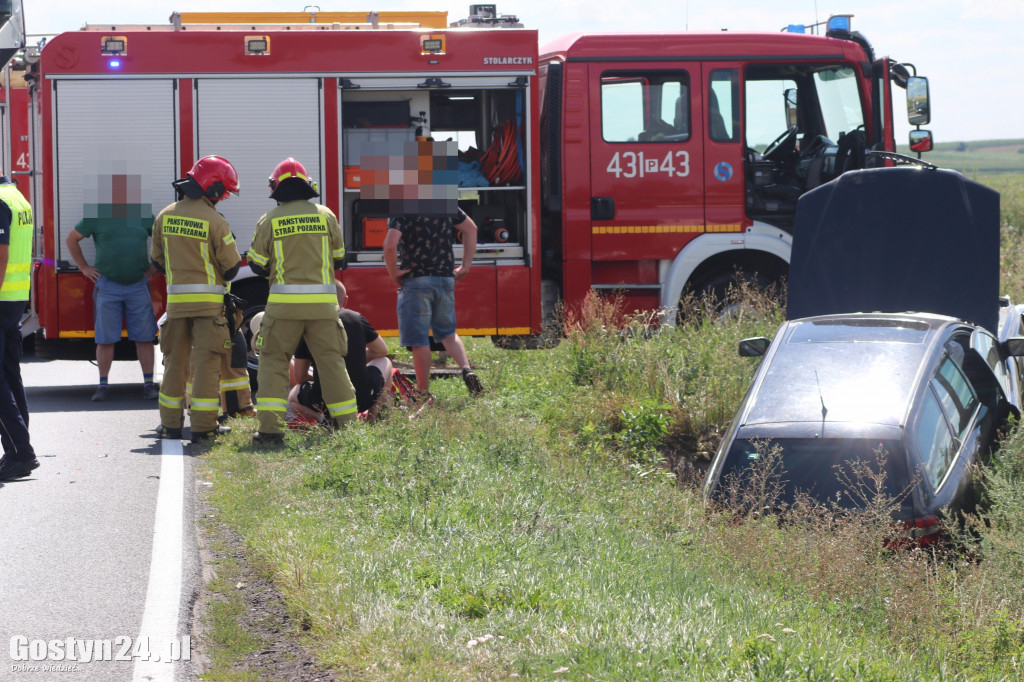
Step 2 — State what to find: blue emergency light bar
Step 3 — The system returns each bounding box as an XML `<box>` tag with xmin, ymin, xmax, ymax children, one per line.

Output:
<box><xmin>785</xmin><ymin>14</ymin><xmax>853</xmax><ymax>35</ymax></box>
<box><xmin>827</xmin><ymin>15</ymin><xmax>852</xmax><ymax>32</ymax></box>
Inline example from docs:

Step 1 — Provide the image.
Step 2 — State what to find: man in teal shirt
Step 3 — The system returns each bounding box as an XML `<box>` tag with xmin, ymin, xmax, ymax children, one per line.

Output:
<box><xmin>66</xmin><ymin>173</ymin><xmax>159</xmax><ymax>401</ymax></box>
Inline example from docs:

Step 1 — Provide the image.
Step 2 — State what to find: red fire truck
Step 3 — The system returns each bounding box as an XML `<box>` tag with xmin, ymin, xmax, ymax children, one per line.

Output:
<box><xmin>15</xmin><ymin>6</ymin><xmax>931</xmax><ymax>349</ymax></box>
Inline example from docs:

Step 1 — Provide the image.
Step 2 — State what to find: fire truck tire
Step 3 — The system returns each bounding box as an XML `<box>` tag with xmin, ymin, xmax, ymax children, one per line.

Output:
<box><xmin>683</xmin><ymin>271</ymin><xmax>781</xmax><ymax>322</ymax></box>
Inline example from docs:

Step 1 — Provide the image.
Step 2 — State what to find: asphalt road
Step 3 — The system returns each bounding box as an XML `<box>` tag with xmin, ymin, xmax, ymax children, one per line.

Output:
<box><xmin>0</xmin><ymin>353</ymin><xmax>200</xmax><ymax>681</ymax></box>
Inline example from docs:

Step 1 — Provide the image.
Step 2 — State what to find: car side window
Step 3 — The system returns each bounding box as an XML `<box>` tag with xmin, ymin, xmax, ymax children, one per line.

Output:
<box><xmin>931</xmin><ymin>356</ymin><xmax>979</xmax><ymax>440</ymax></box>
<box><xmin>913</xmin><ymin>388</ymin><xmax>957</xmax><ymax>490</ymax></box>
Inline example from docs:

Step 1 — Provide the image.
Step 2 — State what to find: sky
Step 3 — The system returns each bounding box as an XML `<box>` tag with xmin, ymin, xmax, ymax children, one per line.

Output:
<box><xmin>23</xmin><ymin>0</ymin><xmax>1024</xmax><ymax>143</ymax></box>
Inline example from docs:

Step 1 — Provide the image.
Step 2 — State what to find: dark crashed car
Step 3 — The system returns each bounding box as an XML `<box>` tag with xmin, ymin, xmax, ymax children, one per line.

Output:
<box><xmin>703</xmin><ymin>310</ymin><xmax>1024</xmax><ymax>539</ymax></box>
<box><xmin>702</xmin><ymin>164</ymin><xmax>1024</xmax><ymax>541</ymax></box>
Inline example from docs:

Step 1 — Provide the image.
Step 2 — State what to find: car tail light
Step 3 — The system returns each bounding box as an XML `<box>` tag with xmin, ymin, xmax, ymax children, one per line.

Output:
<box><xmin>903</xmin><ymin>515</ymin><xmax>941</xmax><ymax>545</ymax></box>
<box><xmin>884</xmin><ymin>515</ymin><xmax>942</xmax><ymax>550</ymax></box>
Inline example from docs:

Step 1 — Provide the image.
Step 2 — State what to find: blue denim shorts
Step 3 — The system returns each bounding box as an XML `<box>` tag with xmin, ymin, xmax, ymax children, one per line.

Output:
<box><xmin>93</xmin><ymin>276</ymin><xmax>159</xmax><ymax>345</ymax></box>
<box><xmin>396</xmin><ymin>276</ymin><xmax>456</xmax><ymax>347</ymax></box>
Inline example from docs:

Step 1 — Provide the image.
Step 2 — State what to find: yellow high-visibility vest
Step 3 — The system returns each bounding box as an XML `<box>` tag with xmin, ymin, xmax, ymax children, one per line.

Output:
<box><xmin>0</xmin><ymin>183</ymin><xmax>33</xmax><ymax>302</ymax></box>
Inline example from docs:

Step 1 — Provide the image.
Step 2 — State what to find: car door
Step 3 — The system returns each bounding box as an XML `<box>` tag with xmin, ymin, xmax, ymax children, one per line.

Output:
<box><xmin>910</xmin><ymin>333</ymin><xmax>991</xmax><ymax>517</ymax></box>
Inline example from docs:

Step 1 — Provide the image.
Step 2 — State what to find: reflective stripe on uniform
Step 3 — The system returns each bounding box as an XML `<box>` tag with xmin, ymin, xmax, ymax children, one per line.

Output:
<box><xmin>257</xmin><ymin>397</ymin><xmax>288</xmax><ymax>412</ymax></box>
<box><xmin>201</xmin><ymin>242</ymin><xmax>215</xmax><ymax>284</ymax></box>
<box><xmin>220</xmin><ymin>377</ymin><xmax>251</xmax><ymax>391</ymax></box>
<box><xmin>162</xmin><ymin>236</ymin><xmax>173</xmax><ymax>285</ymax></box>
<box><xmin>273</xmin><ymin>241</ymin><xmax>286</xmax><ymax>284</ymax></box>
<box><xmin>326</xmin><ymin>398</ymin><xmax>358</xmax><ymax>418</ymax></box>
<box><xmin>167</xmin><ymin>293</ymin><xmax>225</xmax><ymax>304</ymax></box>
<box><xmin>159</xmin><ymin>393</ymin><xmax>184</xmax><ymax>409</ymax></box>
<box><xmin>269</xmin><ymin>284</ymin><xmax>335</xmax><ymax>295</ymax></box>
<box><xmin>223</xmin><ymin>233</ymin><xmax>235</xmax><ymax>246</ymax></box>
<box><xmin>267</xmin><ymin>293</ymin><xmax>337</xmax><ymax>304</ymax></box>
<box><xmin>167</xmin><ymin>284</ymin><xmax>227</xmax><ymax>295</ymax></box>
<box><xmin>191</xmin><ymin>398</ymin><xmax>221</xmax><ymax>412</ymax></box>
<box><xmin>248</xmin><ymin>250</ymin><xmax>269</xmax><ymax>267</ymax></box>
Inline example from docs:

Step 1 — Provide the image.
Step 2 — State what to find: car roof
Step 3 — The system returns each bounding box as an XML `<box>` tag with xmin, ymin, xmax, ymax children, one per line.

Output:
<box><xmin>740</xmin><ymin>313</ymin><xmax>953</xmax><ymax>428</ymax></box>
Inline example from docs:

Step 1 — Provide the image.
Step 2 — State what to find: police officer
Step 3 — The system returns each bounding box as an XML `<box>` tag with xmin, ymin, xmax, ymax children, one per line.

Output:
<box><xmin>0</xmin><ymin>175</ymin><xmax>38</xmax><ymax>481</ymax></box>
<box><xmin>151</xmin><ymin>156</ymin><xmax>242</xmax><ymax>443</ymax></box>
<box><xmin>249</xmin><ymin>158</ymin><xmax>356</xmax><ymax>444</ymax></box>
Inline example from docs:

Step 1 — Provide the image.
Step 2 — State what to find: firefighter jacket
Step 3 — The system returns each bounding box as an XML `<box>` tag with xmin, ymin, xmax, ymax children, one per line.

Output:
<box><xmin>0</xmin><ymin>182</ymin><xmax>33</xmax><ymax>302</ymax></box>
<box><xmin>151</xmin><ymin>197</ymin><xmax>241</xmax><ymax>319</ymax></box>
<box><xmin>249</xmin><ymin>200</ymin><xmax>345</xmax><ymax>321</ymax></box>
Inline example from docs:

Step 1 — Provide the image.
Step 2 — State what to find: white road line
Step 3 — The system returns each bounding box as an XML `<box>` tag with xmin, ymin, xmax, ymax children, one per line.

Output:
<box><xmin>131</xmin><ymin>437</ymin><xmax>185</xmax><ymax>681</ymax></box>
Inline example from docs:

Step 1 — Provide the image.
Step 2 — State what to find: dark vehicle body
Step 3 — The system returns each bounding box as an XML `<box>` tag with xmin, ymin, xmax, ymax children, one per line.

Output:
<box><xmin>703</xmin><ymin>165</ymin><xmax>1024</xmax><ymax>539</ymax></box>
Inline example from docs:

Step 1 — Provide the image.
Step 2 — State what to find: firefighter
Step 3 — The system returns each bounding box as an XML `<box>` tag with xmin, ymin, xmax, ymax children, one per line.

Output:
<box><xmin>151</xmin><ymin>156</ymin><xmax>242</xmax><ymax>443</ymax></box>
<box><xmin>248</xmin><ymin>158</ymin><xmax>356</xmax><ymax>445</ymax></box>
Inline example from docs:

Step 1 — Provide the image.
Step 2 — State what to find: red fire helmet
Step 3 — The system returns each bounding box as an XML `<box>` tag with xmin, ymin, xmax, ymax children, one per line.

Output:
<box><xmin>269</xmin><ymin>157</ymin><xmax>315</xmax><ymax>192</ymax></box>
<box><xmin>188</xmin><ymin>155</ymin><xmax>240</xmax><ymax>201</ymax></box>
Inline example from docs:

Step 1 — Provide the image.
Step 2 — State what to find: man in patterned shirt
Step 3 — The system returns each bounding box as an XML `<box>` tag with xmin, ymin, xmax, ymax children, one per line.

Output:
<box><xmin>382</xmin><ymin>207</ymin><xmax>483</xmax><ymax>401</ymax></box>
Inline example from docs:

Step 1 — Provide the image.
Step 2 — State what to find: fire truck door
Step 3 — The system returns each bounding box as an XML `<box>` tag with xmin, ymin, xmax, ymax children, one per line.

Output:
<box><xmin>54</xmin><ymin>79</ymin><xmax>178</xmax><ymax>270</ymax></box>
<box><xmin>588</xmin><ymin>64</ymin><xmax>704</xmax><ymax>261</ymax></box>
<box><xmin>194</xmin><ymin>78</ymin><xmax>323</xmax><ymax>250</ymax></box>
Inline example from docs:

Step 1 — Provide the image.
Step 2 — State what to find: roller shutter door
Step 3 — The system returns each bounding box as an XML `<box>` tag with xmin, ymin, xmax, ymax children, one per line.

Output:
<box><xmin>54</xmin><ymin>79</ymin><xmax>177</xmax><ymax>266</ymax></box>
<box><xmin>195</xmin><ymin>79</ymin><xmax>322</xmax><ymax>250</ymax></box>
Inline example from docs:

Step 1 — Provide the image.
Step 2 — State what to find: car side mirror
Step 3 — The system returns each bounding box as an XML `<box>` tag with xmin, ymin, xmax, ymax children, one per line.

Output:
<box><xmin>738</xmin><ymin>337</ymin><xmax>771</xmax><ymax>357</ymax></box>
<box><xmin>1002</xmin><ymin>337</ymin><xmax>1024</xmax><ymax>357</ymax></box>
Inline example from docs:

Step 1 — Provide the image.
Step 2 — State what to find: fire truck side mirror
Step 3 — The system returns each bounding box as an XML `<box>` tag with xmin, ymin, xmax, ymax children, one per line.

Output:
<box><xmin>784</xmin><ymin>88</ymin><xmax>798</xmax><ymax>129</ymax></box>
<box><xmin>906</xmin><ymin>76</ymin><xmax>930</xmax><ymax>126</ymax></box>
<box><xmin>909</xmin><ymin>129</ymin><xmax>933</xmax><ymax>153</ymax></box>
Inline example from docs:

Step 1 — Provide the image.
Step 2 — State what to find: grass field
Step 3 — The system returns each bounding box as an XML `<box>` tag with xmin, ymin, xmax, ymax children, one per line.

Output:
<box><xmin>196</xmin><ymin>168</ymin><xmax>1024</xmax><ymax>680</ymax></box>
<box><xmin>898</xmin><ymin>138</ymin><xmax>1024</xmax><ymax>175</ymax></box>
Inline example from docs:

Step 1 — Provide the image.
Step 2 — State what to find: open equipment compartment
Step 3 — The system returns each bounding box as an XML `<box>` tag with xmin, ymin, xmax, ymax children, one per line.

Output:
<box><xmin>341</xmin><ymin>76</ymin><xmax>528</xmax><ymax>263</ymax></box>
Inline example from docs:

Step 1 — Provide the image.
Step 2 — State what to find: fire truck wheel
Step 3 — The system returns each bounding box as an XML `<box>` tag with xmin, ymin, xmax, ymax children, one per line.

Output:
<box><xmin>682</xmin><ymin>271</ymin><xmax>782</xmax><ymax>323</ymax></box>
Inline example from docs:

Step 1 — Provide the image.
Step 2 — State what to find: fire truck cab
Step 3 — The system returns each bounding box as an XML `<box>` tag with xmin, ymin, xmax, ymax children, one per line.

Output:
<box><xmin>539</xmin><ymin>15</ymin><xmax>931</xmax><ymax>321</ymax></box>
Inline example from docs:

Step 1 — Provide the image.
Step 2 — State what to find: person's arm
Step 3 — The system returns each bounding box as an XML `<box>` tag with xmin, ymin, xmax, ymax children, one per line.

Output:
<box><xmin>65</xmin><ymin>229</ymin><xmax>100</xmax><ymax>282</ymax></box>
<box><xmin>214</xmin><ymin>217</ymin><xmax>242</xmax><ymax>281</ymax></box>
<box><xmin>150</xmin><ymin>213</ymin><xmax>166</xmax><ymax>273</ymax></box>
<box><xmin>365</xmin><ymin>334</ymin><xmax>388</xmax><ymax>361</ymax></box>
<box><xmin>382</xmin><ymin>227</ymin><xmax>409</xmax><ymax>288</ymax></box>
<box><xmin>453</xmin><ymin>215</ymin><xmax>477</xmax><ymax>281</ymax></box>
<box><xmin>248</xmin><ymin>216</ymin><xmax>272</xmax><ymax>278</ymax></box>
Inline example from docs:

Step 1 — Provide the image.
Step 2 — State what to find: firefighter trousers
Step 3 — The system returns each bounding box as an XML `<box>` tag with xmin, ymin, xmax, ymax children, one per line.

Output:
<box><xmin>159</xmin><ymin>315</ymin><xmax>231</xmax><ymax>433</ymax></box>
<box><xmin>255</xmin><ymin>316</ymin><xmax>357</xmax><ymax>433</ymax></box>
<box><xmin>220</xmin><ymin>329</ymin><xmax>255</xmax><ymax>417</ymax></box>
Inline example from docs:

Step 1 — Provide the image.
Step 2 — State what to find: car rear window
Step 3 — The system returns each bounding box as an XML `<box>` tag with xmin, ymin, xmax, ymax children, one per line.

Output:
<box><xmin>787</xmin><ymin>318</ymin><xmax>930</xmax><ymax>344</ymax></box>
<box><xmin>716</xmin><ymin>438</ymin><xmax>910</xmax><ymax>509</ymax></box>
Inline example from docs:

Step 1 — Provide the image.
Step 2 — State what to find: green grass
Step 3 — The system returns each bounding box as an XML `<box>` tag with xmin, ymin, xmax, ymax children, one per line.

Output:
<box><xmin>898</xmin><ymin>138</ymin><xmax>1024</xmax><ymax>175</ymax></box>
<box><xmin>195</xmin><ymin>172</ymin><xmax>1024</xmax><ymax>680</ymax></box>
<box><xmin>198</xmin><ymin>532</ymin><xmax>266</xmax><ymax>681</ymax></box>
<box><xmin>197</xmin><ymin>285</ymin><xmax>1024</xmax><ymax>680</ymax></box>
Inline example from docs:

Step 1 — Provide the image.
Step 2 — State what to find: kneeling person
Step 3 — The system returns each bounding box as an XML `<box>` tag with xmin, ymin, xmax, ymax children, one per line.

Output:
<box><xmin>289</xmin><ymin>280</ymin><xmax>392</xmax><ymax>424</ymax></box>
